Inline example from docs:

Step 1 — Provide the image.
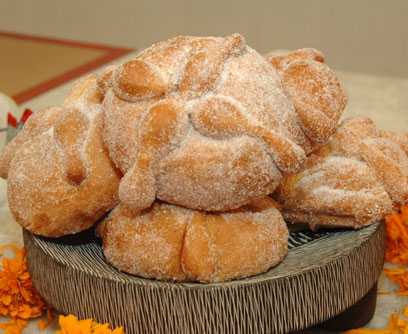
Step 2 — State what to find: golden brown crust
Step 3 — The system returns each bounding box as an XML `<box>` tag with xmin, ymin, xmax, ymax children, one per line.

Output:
<box><xmin>157</xmin><ymin>135</ymin><xmax>280</xmax><ymax>211</ymax></box>
<box><xmin>281</xmin><ymin>60</ymin><xmax>347</xmax><ymax>144</ymax></box>
<box><xmin>182</xmin><ymin>205</ymin><xmax>288</xmax><ymax>282</ymax></box>
<box><xmin>330</xmin><ymin>117</ymin><xmax>408</xmax><ymax>204</ymax></box>
<box><xmin>113</xmin><ymin>60</ymin><xmax>168</xmax><ymax>101</ymax></box>
<box><xmin>97</xmin><ymin>65</ymin><xmax>116</xmax><ymax>96</ymax></box>
<box><xmin>380</xmin><ymin>130</ymin><xmax>408</xmax><ymax>156</ymax></box>
<box><xmin>102</xmin><ymin>197</ymin><xmax>288</xmax><ymax>282</ymax></box>
<box><xmin>118</xmin><ymin>99</ymin><xmax>188</xmax><ymax>211</ymax></box>
<box><xmin>3</xmin><ymin>75</ymin><xmax>121</xmax><ymax>237</ymax></box>
<box><xmin>265</xmin><ymin>48</ymin><xmax>325</xmax><ymax>73</ymax></box>
<box><xmin>266</xmin><ymin>48</ymin><xmax>346</xmax><ymax>147</ymax></box>
<box><xmin>0</xmin><ymin>107</ymin><xmax>61</xmax><ymax>179</ymax></box>
<box><xmin>102</xmin><ymin>37</ymin><xmax>346</xmax><ymax>212</ymax></box>
<box><xmin>276</xmin><ymin>155</ymin><xmax>393</xmax><ymax>229</ymax></box>
<box><xmin>179</xmin><ymin>34</ymin><xmax>245</xmax><ymax>95</ymax></box>
<box><xmin>360</xmin><ymin>138</ymin><xmax>408</xmax><ymax>204</ymax></box>
<box><xmin>103</xmin><ymin>203</ymin><xmax>189</xmax><ymax>281</ymax></box>
<box><xmin>190</xmin><ymin>95</ymin><xmax>306</xmax><ymax>173</ymax></box>
<box><xmin>275</xmin><ymin>117</ymin><xmax>408</xmax><ymax>229</ymax></box>
<box><xmin>63</xmin><ymin>75</ymin><xmax>104</xmax><ymax>106</ymax></box>
<box><xmin>54</xmin><ymin>108</ymin><xmax>88</xmax><ymax>184</ymax></box>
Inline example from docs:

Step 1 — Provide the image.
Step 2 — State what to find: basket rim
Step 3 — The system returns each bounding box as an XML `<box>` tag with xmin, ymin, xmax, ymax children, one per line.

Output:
<box><xmin>24</xmin><ymin>221</ymin><xmax>382</xmax><ymax>289</ymax></box>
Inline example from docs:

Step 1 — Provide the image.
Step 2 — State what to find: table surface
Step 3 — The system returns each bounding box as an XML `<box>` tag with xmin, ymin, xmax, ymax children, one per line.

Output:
<box><xmin>1</xmin><ymin>52</ymin><xmax>407</xmax><ymax>333</ymax></box>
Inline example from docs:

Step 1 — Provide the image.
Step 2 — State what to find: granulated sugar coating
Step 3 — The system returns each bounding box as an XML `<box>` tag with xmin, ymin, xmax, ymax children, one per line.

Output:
<box><xmin>265</xmin><ymin>48</ymin><xmax>325</xmax><ymax>74</ymax></box>
<box><xmin>102</xmin><ymin>197</ymin><xmax>288</xmax><ymax>283</ymax></box>
<box><xmin>101</xmin><ymin>34</ymin><xmax>347</xmax><ymax>212</ymax></box>
<box><xmin>2</xmin><ymin>33</ymin><xmax>404</xmax><ymax>287</ymax></box>
<box><xmin>281</xmin><ymin>60</ymin><xmax>347</xmax><ymax>144</ymax></box>
<box><xmin>0</xmin><ymin>106</ymin><xmax>61</xmax><ymax>179</ymax></box>
<box><xmin>275</xmin><ymin>117</ymin><xmax>408</xmax><ymax>230</ymax></box>
<box><xmin>0</xmin><ymin>75</ymin><xmax>121</xmax><ymax>237</ymax></box>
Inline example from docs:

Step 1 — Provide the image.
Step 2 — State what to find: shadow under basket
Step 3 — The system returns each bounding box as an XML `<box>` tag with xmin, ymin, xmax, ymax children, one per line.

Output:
<box><xmin>23</xmin><ymin>222</ymin><xmax>385</xmax><ymax>334</ymax></box>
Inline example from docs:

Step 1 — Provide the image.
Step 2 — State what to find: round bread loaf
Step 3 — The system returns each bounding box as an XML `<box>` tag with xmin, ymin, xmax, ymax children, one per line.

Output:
<box><xmin>100</xmin><ymin>34</ymin><xmax>347</xmax><ymax>213</ymax></box>
<box><xmin>102</xmin><ymin>197</ymin><xmax>288</xmax><ymax>283</ymax></box>
<box><xmin>0</xmin><ymin>76</ymin><xmax>121</xmax><ymax>237</ymax></box>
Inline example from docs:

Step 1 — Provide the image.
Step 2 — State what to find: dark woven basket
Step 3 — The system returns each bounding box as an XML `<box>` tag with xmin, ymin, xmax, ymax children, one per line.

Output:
<box><xmin>24</xmin><ymin>222</ymin><xmax>385</xmax><ymax>334</ymax></box>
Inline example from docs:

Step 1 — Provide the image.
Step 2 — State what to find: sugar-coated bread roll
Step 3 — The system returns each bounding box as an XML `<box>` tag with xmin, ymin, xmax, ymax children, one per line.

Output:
<box><xmin>275</xmin><ymin>117</ymin><xmax>408</xmax><ymax>230</ymax></box>
<box><xmin>328</xmin><ymin>117</ymin><xmax>408</xmax><ymax>205</ymax></box>
<box><xmin>0</xmin><ymin>76</ymin><xmax>121</xmax><ymax>237</ymax></box>
<box><xmin>265</xmin><ymin>48</ymin><xmax>325</xmax><ymax>73</ymax></box>
<box><xmin>102</xmin><ymin>197</ymin><xmax>288</xmax><ymax>282</ymax></box>
<box><xmin>276</xmin><ymin>155</ymin><xmax>393</xmax><ymax>230</ymax></box>
<box><xmin>100</xmin><ymin>34</ymin><xmax>347</xmax><ymax>213</ymax></box>
<box><xmin>266</xmin><ymin>48</ymin><xmax>347</xmax><ymax>146</ymax></box>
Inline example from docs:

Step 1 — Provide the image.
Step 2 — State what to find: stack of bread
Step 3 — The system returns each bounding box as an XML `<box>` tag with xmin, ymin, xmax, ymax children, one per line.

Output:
<box><xmin>1</xmin><ymin>34</ymin><xmax>407</xmax><ymax>283</ymax></box>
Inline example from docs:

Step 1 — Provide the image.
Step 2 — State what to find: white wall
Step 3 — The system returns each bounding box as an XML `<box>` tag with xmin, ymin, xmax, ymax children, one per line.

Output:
<box><xmin>1</xmin><ymin>0</ymin><xmax>407</xmax><ymax>77</ymax></box>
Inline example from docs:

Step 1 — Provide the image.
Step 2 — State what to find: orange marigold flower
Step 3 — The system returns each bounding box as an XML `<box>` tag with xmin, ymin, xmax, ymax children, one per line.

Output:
<box><xmin>38</xmin><ymin>308</ymin><xmax>54</xmax><ymax>330</ymax></box>
<box><xmin>56</xmin><ymin>314</ymin><xmax>125</xmax><ymax>334</ymax></box>
<box><xmin>0</xmin><ymin>244</ymin><xmax>125</xmax><ymax>333</ymax></box>
<box><xmin>0</xmin><ymin>244</ymin><xmax>46</xmax><ymax>320</ymax></box>
<box><xmin>385</xmin><ymin>205</ymin><xmax>408</xmax><ymax>264</ymax></box>
<box><xmin>384</xmin><ymin>267</ymin><xmax>408</xmax><ymax>295</ymax></box>
<box><xmin>0</xmin><ymin>318</ymin><xmax>28</xmax><ymax>334</ymax></box>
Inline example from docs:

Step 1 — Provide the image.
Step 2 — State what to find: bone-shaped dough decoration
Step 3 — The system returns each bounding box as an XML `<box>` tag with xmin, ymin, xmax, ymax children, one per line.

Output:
<box><xmin>100</xmin><ymin>35</ymin><xmax>347</xmax><ymax>212</ymax></box>
<box><xmin>0</xmin><ymin>75</ymin><xmax>121</xmax><ymax>237</ymax></box>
